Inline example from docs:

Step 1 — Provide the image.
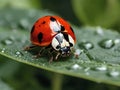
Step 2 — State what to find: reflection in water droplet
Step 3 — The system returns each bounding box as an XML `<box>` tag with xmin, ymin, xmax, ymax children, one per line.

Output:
<box><xmin>71</xmin><ymin>64</ymin><xmax>82</xmax><ymax>70</ymax></box>
<box><xmin>19</xmin><ymin>19</ymin><xmax>29</xmax><ymax>29</ymax></box>
<box><xmin>66</xmin><ymin>64</ymin><xmax>82</xmax><ymax>70</ymax></box>
<box><xmin>42</xmin><ymin>64</ymin><xmax>45</xmax><ymax>66</ymax></box>
<box><xmin>114</xmin><ymin>39</ymin><xmax>120</xmax><ymax>44</ymax></box>
<box><xmin>1</xmin><ymin>36</ymin><xmax>14</xmax><ymax>45</ymax></box>
<box><xmin>83</xmin><ymin>67</ymin><xmax>90</xmax><ymax>75</ymax></box>
<box><xmin>1</xmin><ymin>48</ymin><xmax>6</xmax><ymax>53</ymax></box>
<box><xmin>78</xmin><ymin>42</ymin><xmax>94</xmax><ymax>50</ymax></box>
<box><xmin>108</xmin><ymin>71</ymin><xmax>119</xmax><ymax>77</ymax></box>
<box><xmin>99</xmin><ymin>39</ymin><xmax>114</xmax><ymax>49</ymax></box>
<box><xmin>15</xmin><ymin>51</ymin><xmax>23</xmax><ymax>57</ymax></box>
<box><xmin>85</xmin><ymin>72</ymin><xmax>90</xmax><ymax>75</ymax></box>
<box><xmin>74</xmin><ymin>49</ymin><xmax>83</xmax><ymax>58</ymax></box>
<box><xmin>84</xmin><ymin>67</ymin><xmax>90</xmax><ymax>72</ymax></box>
<box><xmin>95</xmin><ymin>65</ymin><xmax>107</xmax><ymax>71</ymax></box>
<box><xmin>96</xmin><ymin>26</ymin><xmax>104</xmax><ymax>36</ymax></box>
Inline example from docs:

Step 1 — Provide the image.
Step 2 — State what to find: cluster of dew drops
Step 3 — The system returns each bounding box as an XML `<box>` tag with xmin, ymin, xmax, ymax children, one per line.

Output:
<box><xmin>0</xmin><ymin>31</ymin><xmax>26</xmax><ymax>58</ymax></box>
<box><xmin>73</xmin><ymin>27</ymin><xmax>120</xmax><ymax>78</ymax></box>
<box><xmin>70</xmin><ymin>63</ymin><xmax>120</xmax><ymax>77</ymax></box>
<box><xmin>74</xmin><ymin>27</ymin><xmax>120</xmax><ymax>58</ymax></box>
<box><xmin>0</xmin><ymin>10</ymin><xmax>119</xmax><ymax>80</ymax></box>
<box><xmin>0</xmin><ymin>11</ymin><xmax>33</xmax><ymax>57</ymax></box>
<box><xmin>0</xmin><ymin>10</ymin><xmax>43</xmax><ymax>58</ymax></box>
<box><xmin>1</xmin><ymin>25</ymin><xmax>120</xmax><ymax>78</ymax></box>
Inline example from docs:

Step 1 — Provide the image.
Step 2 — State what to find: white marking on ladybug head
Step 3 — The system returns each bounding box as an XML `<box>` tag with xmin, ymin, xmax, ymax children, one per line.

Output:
<box><xmin>51</xmin><ymin>33</ymin><xmax>75</xmax><ymax>56</ymax></box>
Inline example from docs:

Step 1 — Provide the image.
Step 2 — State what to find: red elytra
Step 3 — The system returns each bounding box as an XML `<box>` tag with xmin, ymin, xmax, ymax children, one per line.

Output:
<box><xmin>30</xmin><ymin>16</ymin><xmax>76</xmax><ymax>46</ymax></box>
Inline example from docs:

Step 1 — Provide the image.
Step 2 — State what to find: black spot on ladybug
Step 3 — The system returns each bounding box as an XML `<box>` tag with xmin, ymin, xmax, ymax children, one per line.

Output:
<box><xmin>61</xmin><ymin>25</ymin><xmax>65</xmax><ymax>31</ymax></box>
<box><xmin>31</xmin><ymin>25</ymin><xmax>35</xmax><ymax>34</ymax></box>
<box><xmin>41</xmin><ymin>21</ymin><xmax>46</xmax><ymax>24</ymax></box>
<box><xmin>50</xmin><ymin>17</ymin><xmax>56</xmax><ymax>21</ymax></box>
<box><xmin>70</xmin><ymin>26</ymin><xmax>74</xmax><ymax>33</ymax></box>
<box><xmin>63</xmin><ymin>33</ymin><xmax>69</xmax><ymax>42</ymax></box>
<box><xmin>38</xmin><ymin>32</ymin><xmax>43</xmax><ymax>43</ymax></box>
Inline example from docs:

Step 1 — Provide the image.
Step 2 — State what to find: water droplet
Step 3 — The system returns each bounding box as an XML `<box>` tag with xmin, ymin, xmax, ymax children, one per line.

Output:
<box><xmin>1</xmin><ymin>36</ymin><xmax>14</xmax><ymax>45</ymax></box>
<box><xmin>84</xmin><ymin>67</ymin><xmax>90</xmax><ymax>75</ymax></box>
<box><xmin>95</xmin><ymin>65</ymin><xmax>107</xmax><ymax>71</ymax></box>
<box><xmin>1</xmin><ymin>48</ymin><xmax>6</xmax><ymax>53</ymax></box>
<box><xmin>85</xmin><ymin>72</ymin><xmax>90</xmax><ymax>75</ymax></box>
<box><xmin>78</xmin><ymin>42</ymin><xmax>94</xmax><ymax>50</ymax></box>
<box><xmin>24</xmin><ymin>51</ymin><xmax>28</xmax><ymax>54</ymax></box>
<box><xmin>108</xmin><ymin>71</ymin><xmax>119</xmax><ymax>77</ymax></box>
<box><xmin>114</xmin><ymin>39</ymin><xmax>120</xmax><ymax>44</ymax></box>
<box><xmin>66</xmin><ymin>64</ymin><xmax>82</xmax><ymax>70</ymax></box>
<box><xmin>74</xmin><ymin>49</ymin><xmax>83</xmax><ymax>58</ymax></box>
<box><xmin>21</xmin><ymin>39</ymin><xmax>27</xmax><ymax>44</ymax></box>
<box><xmin>19</xmin><ymin>19</ymin><xmax>29</xmax><ymax>29</ymax></box>
<box><xmin>84</xmin><ymin>67</ymin><xmax>90</xmax><ymax>72</ymax></box>
<box><xmin>99</xmin><ymin>39</ymin><xmax>114</xmax><ymax>49</ymax></box>
<box><xmin>15</xmin><ymin>51</ymin><xmax>23</xmax><ymax>57</ymax></box>
<box><xmin>71</xmin><ymin>64</ymin><xmax>82</xmax><ymax>70</ymax></box>
<box><xmin>42</xmin><ymin>64</ymin><xmax>45</xmax><ymax>66</ymax></box>
<box><xmin>95</xmin><ymin>26</ymin><xmax>104</xmax><ymax>36</ymax></box>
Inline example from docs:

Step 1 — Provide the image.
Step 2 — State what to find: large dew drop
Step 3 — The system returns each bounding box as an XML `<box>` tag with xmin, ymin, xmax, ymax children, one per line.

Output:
<box><xmin>98</xmin><ymin>39</ymin><xmax>114</xmax><ymax>49</ymax></box>
<box><xmin>71</xmin><ymin>64</ymin><xmax>82</xmax><ymax>70</ymax></box>
<box><xmin>1</xmin><ymin>37</ymin><xmax>15</xmax><ymax>45</ymax></box>
<box><xmin>95</xmin><ymin>26</ymin><xmax>104</xmax><ymax>36</ymax></box>
<box><xmin>78</xmin><ymin>41</ymin><xmax>94</xmax><ymax>50</ymax></box>
<box><xmin>114</xmin><ymin>39</ymin><xmax>120</xmax><ymax>44</ymax></box>
<box><xmin>19</xmin><ymin>19</ymin><xmax>30</xmax><ymax>29</ymax></box>
<box><xmin>108</xmin><ymin>70</ymin><xmax>119</xmax><ymax>77</ymax></box>
<box><xmin>95</xmin><ymin>65</ymin><xmax>107</xmax><ymax>71</ymax></box>
<box><xmin>74</xmin><ymin>49</ymin><xmax>83</xmax><ymax>58</ymax></box>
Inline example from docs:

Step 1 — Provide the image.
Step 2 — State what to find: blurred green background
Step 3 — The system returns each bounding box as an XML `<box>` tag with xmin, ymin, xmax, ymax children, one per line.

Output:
<box><xmin>0</xmin><ymin>0</ymin><xmax>120</xmax><ymax>31</ymax></box>
<box><xmin>0</xmin><ymin>0</ymin><xmax>120</xmax><ymax>90</ymax></box>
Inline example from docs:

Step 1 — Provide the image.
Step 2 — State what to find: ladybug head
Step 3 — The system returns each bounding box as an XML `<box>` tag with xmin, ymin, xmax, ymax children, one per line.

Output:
<box><xmin>51</xmin><ymin>33</ymin><xmax>75</xmax><ymax>57</ymax></box>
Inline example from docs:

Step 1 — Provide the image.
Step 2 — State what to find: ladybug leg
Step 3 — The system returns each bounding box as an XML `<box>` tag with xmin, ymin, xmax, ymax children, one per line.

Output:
<box><xmin>33</xmin><ymin>47</ymin><xmax>45</xmax><ymax>58</ymax></box>
<box><xmin>55</xmin><ymin>52</ymin><xmax>61</xmax><ymax>60</ymax></box>
<box><xmin>49</xmin><ymin>56</ymin><xmax>54</xmax><ymax>63</ymax></box>
<box><xmin>24</xmin><ymin>45</ymin><xmax>37</xmax><ymax>51</ymax></box>
<box><xmin>49</xmin><ymin>52</ymin><xmax>60</xmax><ymax>63</ymax></box>
<box><xmin>48</xmin><ymin>49</ymin><xmax>54</xmax><ymax>63</ymax></box>
<box><xmin>48</xmin><ymin>48</ymin><xmax>61</xmax><ymax>62</ymax></box>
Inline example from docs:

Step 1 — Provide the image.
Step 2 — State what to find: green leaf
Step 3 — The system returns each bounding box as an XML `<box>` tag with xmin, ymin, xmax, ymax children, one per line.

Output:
<box><xmin>0</xmin><ymin>79</ymin><xmax>13</xmax><ymax>90</ymax></box>
<box><xmin>1</xmin><ymin>27</ymin><xmax>120</xmax><ymax>86</ymax></box>
<box><xmin>0</xmin><ymin>8</ymin><xmax>54</xmax><ymax>30</ymax></box>
<box><xmin>0</xmin><ymin>9</ymin><xmax>120</xmax><ymax>86</ymax></box>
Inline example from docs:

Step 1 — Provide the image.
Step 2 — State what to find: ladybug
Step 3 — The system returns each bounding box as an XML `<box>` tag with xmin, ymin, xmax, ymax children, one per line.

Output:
<box><xmin>25</xmin><ymin>16</ymin><xmax>76</xmax><ymax>62</ymax></box>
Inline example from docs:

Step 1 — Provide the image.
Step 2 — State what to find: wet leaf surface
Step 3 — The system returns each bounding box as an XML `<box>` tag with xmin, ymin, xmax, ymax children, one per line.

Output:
<box><xmin>0</xmin><ymin>9</ymin><xmax>120</xmax><ymax>86</ymax></box>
